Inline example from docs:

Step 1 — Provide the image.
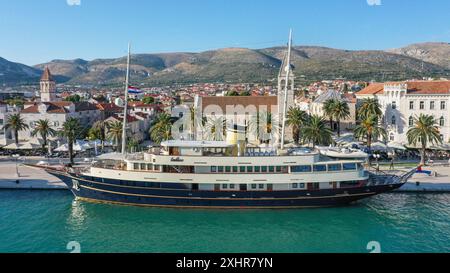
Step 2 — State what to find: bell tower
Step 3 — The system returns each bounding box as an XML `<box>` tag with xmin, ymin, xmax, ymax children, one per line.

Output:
<box><xmin>40</xmin><ymin>67</ymin><xmax>57</xmax><ymax>102</ymax></box>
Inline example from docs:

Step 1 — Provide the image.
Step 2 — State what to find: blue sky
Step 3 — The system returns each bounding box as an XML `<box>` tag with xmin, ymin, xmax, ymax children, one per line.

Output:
<box><xmin>1</xmin><ymin>0</ymin><xmax>449</xmax><ymax>65</ymax></box>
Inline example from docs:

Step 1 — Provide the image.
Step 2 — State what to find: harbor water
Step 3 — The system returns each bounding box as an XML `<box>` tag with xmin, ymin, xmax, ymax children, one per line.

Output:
<box><xmin>0</xmin><ymin>190</ymin><xmax>449</xmax><ymax>253</ymax></box>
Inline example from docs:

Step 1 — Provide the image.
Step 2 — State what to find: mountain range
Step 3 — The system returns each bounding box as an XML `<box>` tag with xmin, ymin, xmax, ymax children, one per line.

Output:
<box><xmin>1</xmin><ymin>42</ymin><xmax>449</xmax><ymax>87</ymax></box>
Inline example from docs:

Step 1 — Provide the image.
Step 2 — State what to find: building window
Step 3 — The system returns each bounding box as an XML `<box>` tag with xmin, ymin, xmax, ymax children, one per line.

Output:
<box><xmin>409</xmin><ymin>101</ymin><xmax>414</xmax><ymax>110</ymax></box>
<box><xmin>441</xmin><ymin>101</ymin><xmax>446</xmax><ymax>110</ymax></box>
<box><xmin>420</xmin><ymin>101</ymin><xmax>425</xmax><ymax>110</ymax></box>
<box><xmin>328</xmin><ymin>164</ymin><xmax>342</xmax><ymax>172</ymax></box>
<box><xmin>440</xmin><ymin>117</ymin><xmax>445</xmax><ymax>127</ymax></box>
<box><xmin>440</xmin><ymin>135</ymin><xmax>444</xmax><ymax>141</ymax></box>
<box><xmin>390</xmin><ymin>133</ymin><xmax>395</xmax><ymax>141</ymax></box>
<box><xmin>134</xmin><ymin>163</ymin><xmax>139</xmax><ymax>170</ymax></box>
<box><xmin>391</xmin><ymin>115</ymin><xmax>396</xmax><ymax>125</ymax></box>
<box><xmin>430</xmin><ymin>101</ymin><xmax>435</xmax><ymax>110</ymax></box>
<box><xmin>292</xmin><ymin>165</ymin><xmax>312</xmax><ymax>173</ymax></box>
<box><xmin>313</xmin><ymin>165</ymin><xmax>327</xmax><ymax>172</ymax></box>
<box><xmin>409</xmin><ymin>116</ymin><xmax>414</xmax><ymax>127</ymax></box>
<box><xmin>343</xmin><ymin>163</ymin><xmax>357</xmax><ymax>171</ymax></box>
<box><xmin>392</xmin><ymin>101</ymin><xmax>397</xmax><ymax>109</ymax></box>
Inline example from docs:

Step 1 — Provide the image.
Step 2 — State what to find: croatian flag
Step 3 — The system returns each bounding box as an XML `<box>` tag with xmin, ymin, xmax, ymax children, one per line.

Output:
<box><xmin>128</xmin><ymin>86</ymin><xmax>142</xmax><ymax>94</ymax></box>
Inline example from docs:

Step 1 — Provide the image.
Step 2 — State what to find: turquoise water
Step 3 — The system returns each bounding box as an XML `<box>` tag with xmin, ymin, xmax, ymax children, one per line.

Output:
<box><xmin>0</xmin><ymin>190</ymin><xmax>449</xmax><ymax>253</ymax></box>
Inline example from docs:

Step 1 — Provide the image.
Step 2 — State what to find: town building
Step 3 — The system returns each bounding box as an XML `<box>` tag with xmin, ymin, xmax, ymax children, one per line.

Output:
<box><xmin>40</xmin><ymin>67</ymin><xmax>58</xmax><ymax>102</ymax></box>
<box><xmin>309</xmin><ymin>90</ymin><xmax>357</xmax><ymax>131</ymax></box>
<box><xmin>356</xmin><ymin>80</ymin><xmax>450</xmax><ymax>144</ymax></box>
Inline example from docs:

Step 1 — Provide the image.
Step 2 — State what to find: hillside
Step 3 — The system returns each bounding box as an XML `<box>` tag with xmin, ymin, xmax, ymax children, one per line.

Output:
<box><xmin>1</xmin><ymin>42</ymin><xmax>449</xmax><ymax>87</ymax></box>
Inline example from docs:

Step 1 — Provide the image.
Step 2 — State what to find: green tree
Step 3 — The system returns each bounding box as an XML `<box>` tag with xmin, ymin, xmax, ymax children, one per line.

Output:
<box><xmin>59</xmin><ymin>118</ymin><xmax>83</xmax><ymax>165</ymax></box>
<box><xmin>149</xmin><ymin>113</ymin><xmax>173</xmax><ymax>144</ymax></box>
<box><xmin>286</xmin><ymin>107</ymin><xmax>308</xmax><ymax>144</ymax></box>
<box><xmin>106</xmin><ymin>121</ymin><xmax>123</xmax><ymax>152</ymax></box>
<box><xmin>226</xmin><ymin>90</ymin><xmax>239</xmax><ymax>96</ymax></box>
<box><xmin>331</xmin><ymin>100</ymin><xmax>351</xmax><ymax>137</ymax></box>
<box><xmin>358</xmin><ymin>98</ymin><xmax>382</xmax><ymax>120</ymax></box>
<box><xmin>31</xmin><ymin>119</ymin><xmax>56</xmax><ymax>152</ymax></box>
<box><xmin>3</xmin><ymin>113</ymin><xmax>29</xmax><ymax>145</ymax></box>
<box><xmin>142</xmin><ymin>96</ymin><xmax>155</xmax><ymax>104</ymax></box>
<box><xmin>407</xmin><ymin>114</ymin><xmax>442</xmax><ymax>165</ymax></box>
<box><xmin>323</xmin><ymin>99</ymin><xmax>337</xmax><ymax>131</ymax></box>
<box><xmin>300</xmin><ymin>115</ymin><xmax>333</xmax><ymax>147</ymax></box>
<box><xmin>64</xmin><ymin>94</ymin><xmax>81</xmax><ymax>103</ymax></box>
<box><xmin>92</xmin><ymin>120</ymin><xmax>107</xmax><ymax>152</ymax></box>
<box><xmin>354</xmin><ymin>114</ymin><xmax>387</xmax><ymax>152</ymax></box>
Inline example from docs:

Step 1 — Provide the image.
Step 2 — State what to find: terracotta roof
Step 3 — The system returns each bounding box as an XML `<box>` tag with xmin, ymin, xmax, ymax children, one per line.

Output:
<box><xmin>357</xmin><ymin>81</ymin><xmax>450</xmax><ymax>96</ymax></box>
<box><xmin>201</xmin><ymin>96</ymin><xmax>278</xmax><ymax>112</ymax></box>
<box><xmin>41</xmin><ymin>67</ymin><xmax>54</xmax><ymax>82</ymax></box>
<box><xmin>109</xmin><ymin>114</ymin><xmax>139</xmax><ymax>123</ymax></box>
<box><xmin>21</xmin><ymin>101</ymin><xmax>98</xmax><ymax>114</ymax></box>
<box><xmin>403</xmin><ymin>81</ymin><xmax>450</xmax><ymax>95</ymax></box>
<box><xmin>356</xmin><ymin>83</ymin><xmax>384</xmax><ymax>95</ymax></box>
<box><xmin>96</xmin><ymin>103</ymin><xmax>123</xmax><ymax>111</ymax></box>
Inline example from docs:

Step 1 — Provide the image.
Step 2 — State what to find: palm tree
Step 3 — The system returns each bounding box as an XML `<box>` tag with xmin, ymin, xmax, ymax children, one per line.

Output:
<box><xmin>358</xmin><ymin>98</ymin><xmax>382</xmax><ymax>120</ymax></box>
<box><xmin>92</xmin><ymin>120</ymin><xmax>107</xmax><ymax>151</ymax></box>
<box><xmin>59</xmin><ymin>118</ymin><xmax>83</xmax><ymax>165</ymax></box>
<box><xmin>407</xmin><ymin>114</ymin><xmax>442</xmax><ymax>165</ymax></box>
<box><xmin>203</xmin><ymin>116</ymin><xmax>227</xmax><ymax>141</ymax></box>
<box><xmin>106</xmin><ymin>121</ymin><xmax>123</xmax><ymax>152</ymax></box>
<box><xmin>31</xmin><ymin>119</ymin><xmax>56</xmax><ymax>152</ymax></box>
<box><xmin>323</xmin><ymin>99</ymin><xmax>337</xmax><ymax>131</ymax></box>
<box><xmin>300</xmin><ymin>115</ymin><xmax>332</xmax><ymax>148</ymax></box>
<box><xmin>248</xmin><ymin>111</ymin><xmax>278</xmax><ymax>144</ymax></box>
<box><xmin>354</xmin><ymin>114</ymin><xmax>387</xmax><ymax>152</ymax></box>
<box><xmin>149</xmin><ymin>113</ymin><xmax>173</xmax><ymax>144</ymax></box>
<box><xmin>331</xmin><ymin>100</ymin><xmax>351</xmax><ymax>137</ymax></box>
<box><xmin>3</xmin><ymin>113</ymin><xmax>29</xmax><ymax>145</ymax></box>
<box><xmin>286</xmin><ymin>107</ymin><xmax>308</xmax><ymax>144</ymax></box>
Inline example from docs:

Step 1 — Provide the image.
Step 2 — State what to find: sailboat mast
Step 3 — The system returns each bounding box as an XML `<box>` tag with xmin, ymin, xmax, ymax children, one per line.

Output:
<box><xmin>121</xmin><ymin>43</ymin><xmax>131</xmax><ymax>155</ymax></box>
<box><xmin>280</xmin><ymin>29</ymin><xmax>292</xmax><ymax>150</ymax></box>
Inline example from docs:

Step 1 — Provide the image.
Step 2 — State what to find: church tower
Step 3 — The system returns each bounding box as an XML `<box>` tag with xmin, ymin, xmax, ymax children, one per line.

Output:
<box><xmin>40</xmin><ymin>67</ymin><xmax>57</xmax><ymax>102</ymax></box>
<box><xmin>278</xmin><ymin>30</ymin><xmax>295</xmax><ymax>143</ymax></box>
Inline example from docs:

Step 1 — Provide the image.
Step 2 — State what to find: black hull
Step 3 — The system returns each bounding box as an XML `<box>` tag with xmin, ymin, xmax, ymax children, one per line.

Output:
<box><xmin>48</xmin><ymin>170</ymin><xmax>404</xmax><ymax>209</ymax></box>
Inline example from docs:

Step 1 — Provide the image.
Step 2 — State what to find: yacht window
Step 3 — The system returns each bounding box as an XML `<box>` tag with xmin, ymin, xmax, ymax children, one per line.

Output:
<box><xmin>218</xmin><ymin>166</ymin><xmax>224</xmax><ymax>172</ymax></box>
<box><xmin>251</xmin><ymin>184</ymin><xmax>257</xmax><ymax>189</ymax></box>
<box><xmin>230</xmin><ymin>184</ymin><xmax>235</xmax><ymax>189</ymax></box>
<box><xmin>240</xmin><ymin>166</ymin><xmax>246</xmax><ymax>173</ymax></box>
<box><xmin>269</xmin><ymin>166</ymin><xmax>275</xmax><ymax>172</ymax></box>
<box><xmin>261</xmin><ymin>166</ymin><xmax>268</xmax><ymax>172</ymax></box>
<box><xmin>258</xmin><ymin>184</ymin><xmax>264</xmax><ymax>189</ymax></box>
<box><xmin>254</xmin><ymin>166</ymin><xmax>261</xmax><ymax>172</ymax></box>
<box><xmin>292</xmin><ymin>183</ymin><xmax>298</xmax><ymax>189</ymax></box>
<box><xmin>292</xmin><ymin>165</ymin><xmax>312</xmax><ymax>173</ymax></box>
<box><xmin>147</xmin><ymin>164</ymin><xmax>152</xmax><ymax>170</ymax></box>
<box><xmin>233</xmin><ymin>166</ymin><xmax>238</xmax><ymax>173</ymax></box>
<box><xmin>225</xmin><ymin>166</ymin><xmax>231</xmax><ymax>173</ymax></box>
<box><xmin>299</xmin><ymin>183</ymin><xmax>305</xmax><ymax>189</ymax></box>
<box><xmin>140</xmin><ymin>163</ymin><xmax>146</xmax><ymax>170</ymax></box>
<box><xmin>313</xmin><ymin>165</ymin><xmax>327</xmax><ymax>172</ymax></box>
<box><xmin>222</xmin><ymin>184</ymin><xmax>228</xmax><ymax>189</ymax></box>
<box><xmin>211</xmin><ymin>166</ymin><xmax>217</xmax><ymax>173</ymax></box>
<box><xmin>247</xmin><ymin>166</ymin><xmax>253</xmax><ymax>173</ymax></box>
<box><xmin>343</xmin><ymin>163</ymin><xmax>357</xmax><ymax>170</ymax></box>
<box><xmin>134</xmin><ymin>163</ymin><xmax>139</xmax><ymax>170</ymax></box>
<box><xmin>276</xmin><ymin>166</ymin><xmax>282</xmax><ymax>172</ymax></box>
<box><xmin>328</xmin><ymin>164</ymin><xmax>342</xmax><ymax>172</ymax></box>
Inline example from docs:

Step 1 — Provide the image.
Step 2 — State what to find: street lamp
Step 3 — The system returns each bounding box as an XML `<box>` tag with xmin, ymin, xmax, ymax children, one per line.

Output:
<box><xmin>12</xmin><ymin>154</ymin><xmax>20</xmax><ymax>180</ymax></box>
<box><xmin>373</xmin><ymin>154</ymin><xmax>381</xmax><ymax>172</ymax></box>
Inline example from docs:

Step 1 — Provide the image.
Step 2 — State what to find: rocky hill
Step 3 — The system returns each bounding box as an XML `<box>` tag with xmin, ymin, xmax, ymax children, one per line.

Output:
<box><xmin>1</xmin><ymin>42</ymin><xmax>449</xmax><ymax>86</ymax></box>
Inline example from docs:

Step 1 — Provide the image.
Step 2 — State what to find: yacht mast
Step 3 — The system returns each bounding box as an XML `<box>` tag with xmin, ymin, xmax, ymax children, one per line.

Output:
<box><xmin>280</xmin><ymin>29</ymin><xmax>292</xmax><ymax>150</ymax></box>
<box><xmin>121</xmin><ymin>43</ymin><xmax>131</xmax><ymax>155</ymax></box>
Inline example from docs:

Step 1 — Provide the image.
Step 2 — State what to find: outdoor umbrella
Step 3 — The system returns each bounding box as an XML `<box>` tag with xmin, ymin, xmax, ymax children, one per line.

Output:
<box><xmin>371</xmin><ymin>142</ymin><xmax>388</xmax><ymax>151</ymax></box>
<box><xmin>3</xmin><ymin>143</ymin><xmax>21</xmax><ymax>150</ymax></box>
<box><xmin>387</xmin><ymin>142</ymin><xmax>406</xmax><ymax>151</ymax></box>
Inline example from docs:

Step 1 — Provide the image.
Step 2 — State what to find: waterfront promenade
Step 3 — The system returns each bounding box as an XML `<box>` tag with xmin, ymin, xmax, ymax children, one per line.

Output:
<box><xmin>0</xmin><ymin>159</ymin><xmax>67</xmax><ymax>190</ymax></box>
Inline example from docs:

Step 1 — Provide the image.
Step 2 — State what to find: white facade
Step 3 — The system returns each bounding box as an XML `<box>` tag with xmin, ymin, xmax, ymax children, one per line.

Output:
<box><xmin>357</xmin><ymin>81</ymin><xmax>450</xmax><ymax>144</ymax></box>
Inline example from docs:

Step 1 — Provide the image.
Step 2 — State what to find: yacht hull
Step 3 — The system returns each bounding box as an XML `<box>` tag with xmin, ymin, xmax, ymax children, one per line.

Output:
<box><xmin>48</xmin><ymin>170</ymin><xmax>404</xmax><ymax>209</ymax></box>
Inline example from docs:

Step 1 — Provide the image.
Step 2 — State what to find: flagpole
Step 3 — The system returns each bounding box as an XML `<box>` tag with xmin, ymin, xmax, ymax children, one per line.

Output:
<box><xmin>121</xmin><ymin>43</ymin><xmax>131</xmax><ymax>155</ymax></box>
